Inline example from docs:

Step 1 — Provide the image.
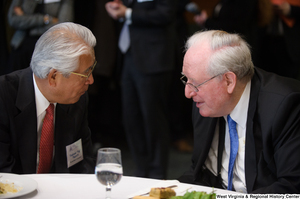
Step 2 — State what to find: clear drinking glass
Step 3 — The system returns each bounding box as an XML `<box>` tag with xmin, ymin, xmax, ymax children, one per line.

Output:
<box><xmin>95</xmin><ymin>148</ymin><xmax>123</xmax><ymax>199</ymax></box>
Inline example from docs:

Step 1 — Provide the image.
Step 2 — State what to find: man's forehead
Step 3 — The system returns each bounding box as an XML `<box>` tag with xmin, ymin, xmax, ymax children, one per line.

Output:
<box><xmin>190</xmin><ymin>39</ymin><xmax>211</xmax><ymax>54</ymax></box>
<box><xmin>184</xmin><ymin>42</ymin><xmax>211</xmax><ymax>72</ymax></box>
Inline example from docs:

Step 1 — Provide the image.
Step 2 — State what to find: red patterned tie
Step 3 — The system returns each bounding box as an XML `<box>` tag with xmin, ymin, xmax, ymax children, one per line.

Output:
<box><xmin>37</xmin><ymin>103</ymin><xmax>54</xmax><ymax>173</ymax></box>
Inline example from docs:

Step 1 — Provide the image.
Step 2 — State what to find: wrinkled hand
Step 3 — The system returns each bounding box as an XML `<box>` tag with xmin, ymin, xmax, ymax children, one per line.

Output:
<box><xmin>273</xmin><ymin>1</ymin><xmax>291</xmax><ymax>16</ymax></box>
<box><xmin>105</xmin><ymin>0</ymin><xmax>127</xmax><ymax>20</ymax></box>
<box><xmin>14</xmin><ymin>6</ymin><xmax>24</xmax><ymax>16</ymax></box>
<box><xmin>194</xmin><ymin>10</ymin><xmax>208</xmax><ymax>26</ymax></box>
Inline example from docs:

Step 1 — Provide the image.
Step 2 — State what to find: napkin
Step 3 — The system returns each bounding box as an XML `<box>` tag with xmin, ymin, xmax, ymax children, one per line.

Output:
<box><xmin>127</xmin><ymin>180</ymin><xmax>192</xmax><ymax>198</ymax></box>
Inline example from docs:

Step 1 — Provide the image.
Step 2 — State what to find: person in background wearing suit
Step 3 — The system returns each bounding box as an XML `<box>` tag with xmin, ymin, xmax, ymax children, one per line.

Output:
<box><xmin>178</xmin><ymin>30</ymin><xmax>300</xmax><ymax>193</ymax></box>
<box><xmin>6</xmin><ymin>0</ymin><xmax>74</xmax><ymax>74</ymax></box>
<box><xmin>105</xmin><ymin>0</ymin><xmax>177</xmax><ymax>179</ymax></box>
<box><xmin>0</xmin><ymin>22</ymin><xmax>96</xmax><ymax>174</ymax></box>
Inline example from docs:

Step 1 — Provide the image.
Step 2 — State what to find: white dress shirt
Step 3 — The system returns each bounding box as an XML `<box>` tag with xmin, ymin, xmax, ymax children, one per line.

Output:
<box><xmin>204</xmin><ymin>81</ymin><xmax>251</xmax><ymax>193</ymax></box>
<box><xmin>33</xmin><ymin>74</ymin><xmax>56</xmax><ymax>171</ymax></box>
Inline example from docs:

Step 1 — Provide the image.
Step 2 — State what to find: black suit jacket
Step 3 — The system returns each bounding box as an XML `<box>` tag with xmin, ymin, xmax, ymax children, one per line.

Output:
<box><xmin>0</xmin><ymin>68</ymin><xmax>95</xmax><ymax>174</ymax></box>
<box><xmin>179</xmin><ymin>68</ymin><xmax>300</xmax><ymax>193</ymax></box>
<box><xmin>123</xmin><ymin>0</ymin><xmax>177</xmax><ymax>74</ymax></box>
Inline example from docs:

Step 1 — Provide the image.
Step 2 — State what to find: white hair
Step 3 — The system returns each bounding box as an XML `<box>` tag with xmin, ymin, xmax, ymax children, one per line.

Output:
<box><xmin>30</xmin><ymin>22</ymin><xmax>96</xmax><ymax>79</ymax></box>
<box><xmin>185</xmin><ymin>30</ymin><xmax>254</xmax><ymax>82</ymax></box>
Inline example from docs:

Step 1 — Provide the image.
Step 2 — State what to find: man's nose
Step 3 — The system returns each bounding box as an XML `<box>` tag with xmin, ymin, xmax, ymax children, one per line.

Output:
<box><xmin>86</xmin><ymin>74</ymin><xmax>94</xmax><ymax>85</ymax></box>
<box><xmin>185</xmin><ymin>84</ymin><xmax>196</xmax><ymax>99</ymax></box>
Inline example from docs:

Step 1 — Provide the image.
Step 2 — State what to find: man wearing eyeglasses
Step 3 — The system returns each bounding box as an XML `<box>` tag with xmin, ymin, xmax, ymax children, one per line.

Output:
<box><xmin>0</xmin><ymin>22</ymin><xmax>96</xmax><ymax>174</ymax></box>
<box><xmin>178</xmin><ymin>30</ymin><xmax>300</xmax><ymax>193</ymax></box>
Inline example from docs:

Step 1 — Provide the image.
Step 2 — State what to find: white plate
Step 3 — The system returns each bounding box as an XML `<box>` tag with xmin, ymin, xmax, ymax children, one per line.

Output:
<box><xmin>0</xmin><ymin>173</ymin><xmax>38</xmax><ymax>198</ymax></box>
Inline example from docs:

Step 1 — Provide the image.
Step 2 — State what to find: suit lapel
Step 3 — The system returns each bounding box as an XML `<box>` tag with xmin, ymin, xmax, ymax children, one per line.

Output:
<box><xmin>53</xmin><ymin>104</ymin><xmax>75</xmax><ymax>172</ymax></box>
<box><xmin>15</xmin><ymin>68</ymin><xmax>38</xmax><ymax>173</ymax></box>
<box><xmin>245</xmin><ymin>69</ymin><xmax>261</xmax><ymax>192</ymax></box>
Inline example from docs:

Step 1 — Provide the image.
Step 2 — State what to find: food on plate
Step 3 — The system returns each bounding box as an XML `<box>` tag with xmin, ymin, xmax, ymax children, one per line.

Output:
<box><xmin>169</xmin><ymin>191</ymin><xmax>216</xmax><ymax>199</ymax></box>
<box><xmin>132</xmin><ymin>188</ymin><xmax>216</xmax><ymax>199</ymax></box>
<box><xmin>149</xmin><ymin>187</ymin><xmax>176</xmax><ymax>198</ymax></box>
<box><xmin>0</xmin><ymin>182</ymin><xmax>22</xmax><ymax>194</ymax></box>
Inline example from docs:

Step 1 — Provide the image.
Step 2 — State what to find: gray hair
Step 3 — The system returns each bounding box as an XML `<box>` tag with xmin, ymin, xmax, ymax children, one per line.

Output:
<box><xmin>185</xmin><ymin>30</ymin><xmax>254</xmax><ymax>82</ymax></box>
<box><xmin>30</xmin><ymin>22</ymin><xmax>96</xmax><ymax>79</ymax></box>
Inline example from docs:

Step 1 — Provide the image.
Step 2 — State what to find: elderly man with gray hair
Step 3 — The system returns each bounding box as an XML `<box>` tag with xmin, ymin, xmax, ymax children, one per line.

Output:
<box><xmin>0</xmin><ymin>22</ymin><xmax>96</xmax><ymax>174</ymax></box>
<box><xmin>178</xmin><ymin>30</ymin><xmax>300</xmax><ymax>193</ymax></box>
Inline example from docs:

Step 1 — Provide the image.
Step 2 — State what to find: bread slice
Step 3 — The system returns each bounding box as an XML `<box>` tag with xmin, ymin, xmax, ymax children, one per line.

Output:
<box><xmin>149</xmin><ymin>187</ymin><xmax>176</xmax><ymax>198</ymax></box>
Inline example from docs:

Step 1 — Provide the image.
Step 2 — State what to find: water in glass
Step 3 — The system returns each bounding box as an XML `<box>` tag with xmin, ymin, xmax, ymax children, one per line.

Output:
<box><xmin>95</xmin><ymin>148</ymin><xmax>123</xmax><ymax>199</ymax></box>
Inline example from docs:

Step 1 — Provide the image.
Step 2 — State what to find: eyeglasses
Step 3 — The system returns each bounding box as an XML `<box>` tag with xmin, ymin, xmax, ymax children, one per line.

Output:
<box><xmin>70</xmin><ymin>61</ymin><xmax>97</xmax><ymax>81</ymax></box>
<box><xmin>180</xmin><ymin>73</ymin><xmax>221</xmax><ymax>92</ymax></box>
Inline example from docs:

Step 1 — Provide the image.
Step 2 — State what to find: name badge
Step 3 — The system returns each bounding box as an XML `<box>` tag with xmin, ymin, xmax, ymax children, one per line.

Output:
<box><xmin>137</xmin><ymin>0</ymin><xmax>153</xmax><ymax>2</ymax></box>
<box><xmin>66</xmin><ymin>139</ymin><xmax>83</xmax><ymax>168</ymax></box>
<box><xmin>44</xmin><ymin>0</ymin><xmax>61</xmax><ymax>4</ymax></box>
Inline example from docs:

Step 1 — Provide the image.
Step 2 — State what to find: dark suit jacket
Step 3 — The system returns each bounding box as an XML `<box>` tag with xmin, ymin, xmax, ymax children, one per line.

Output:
<box><xmin>178</xmin><ymin>68</ymin><xmax>300</xmax><ymax>193</ymax></box>
<box><xmin>0</xmin><ymin>67</ymin><xmax>95</xmax><ymax>174</ymax></box>
<box><xmin>123</xmin><ymin>0</ymin><xmax>177</xmax><ymax>74</ymax></box>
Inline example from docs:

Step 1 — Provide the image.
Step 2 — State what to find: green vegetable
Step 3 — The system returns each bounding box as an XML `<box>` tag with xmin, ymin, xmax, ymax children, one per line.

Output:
<box><xmin>184</xmin><ymin>191</ymin><xmax>195</xmax><ymax>199</ymax></box>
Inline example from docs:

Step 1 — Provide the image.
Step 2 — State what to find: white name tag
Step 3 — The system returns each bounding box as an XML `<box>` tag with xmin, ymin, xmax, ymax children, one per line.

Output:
<box><xmin>137</xmin><ymin>0</ymin><xmax>153</xmax><ymax>2</ymax></box>
<box><xmin>44</xmin><ymin>0</ymin><xmax>61</xmax><ymax>4</ymax></box>
<box><xmin>66</xmin><ymin>139</ymin><xmax>83</xmax><ymax>168</ymax></box>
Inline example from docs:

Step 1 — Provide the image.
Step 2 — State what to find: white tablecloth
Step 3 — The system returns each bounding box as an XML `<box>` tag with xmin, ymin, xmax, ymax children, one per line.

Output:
<box><xmin>17</xmin><ymin>174</ymin><xmax>236</xmax><ymax>199</ymax></box>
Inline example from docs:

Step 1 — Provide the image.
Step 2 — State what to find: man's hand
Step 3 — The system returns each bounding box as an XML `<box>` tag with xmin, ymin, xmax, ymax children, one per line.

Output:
<box><xmin>105</xmin><ymin>0</ymin><xmax>127</xmax><ymax>20</ymax></box>
<box><xmin>14</xmin><ymin>6</ymin><xmax>24</xmax><ymax>16</ymax></box>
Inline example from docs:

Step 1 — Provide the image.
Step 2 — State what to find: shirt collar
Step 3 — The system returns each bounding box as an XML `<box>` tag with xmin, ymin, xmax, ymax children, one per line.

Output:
<box><xmin>33</xmin><ymin>74</ymin><xmax>54</xmax><ymax>117</ymax></box>
<box><xmin>226</xmin><ymin>81</ymin><xmax>251</xmax><ymax>129</ymax></box>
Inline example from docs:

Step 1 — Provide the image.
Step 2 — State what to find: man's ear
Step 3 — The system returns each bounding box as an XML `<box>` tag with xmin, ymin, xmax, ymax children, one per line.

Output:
<box><xmin>48</xmin><ymin>69</ymin><xmax>57</xmax><ymax>87</ymax></box>
<box><xmin>224</xmin><ymin>72</ymin><xmax>236</xmax><ymax>94</ymax></box>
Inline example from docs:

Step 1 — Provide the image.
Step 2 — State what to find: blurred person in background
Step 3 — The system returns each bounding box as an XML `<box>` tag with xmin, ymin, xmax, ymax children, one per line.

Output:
<box><xmin>74</xmin><ymin>0</ymin><xmax>120</xmax><ymax>152</ymax></box>
<box><xmin>105</xmin><ymin>0</ymin><xmax>177</xmax><ymax>179</ymax></box>
<box><xmin>170</xmin><ymin>0</ymin><xmax>194</xmax><ymax>153</ymax></box>
<box><xmin>0</xmin><ymin>0</ymin><xmax>11</xmax><ymax>76</ymax></box>
<box><xmin>257</xmin><ymin>0</ymin><xmax>300</xmax><ymax>79</ymax></box>
<box><xmin>6</xmin><ymin>0</ymin><xmax>74</xmax><ymax>74</ymax></box>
